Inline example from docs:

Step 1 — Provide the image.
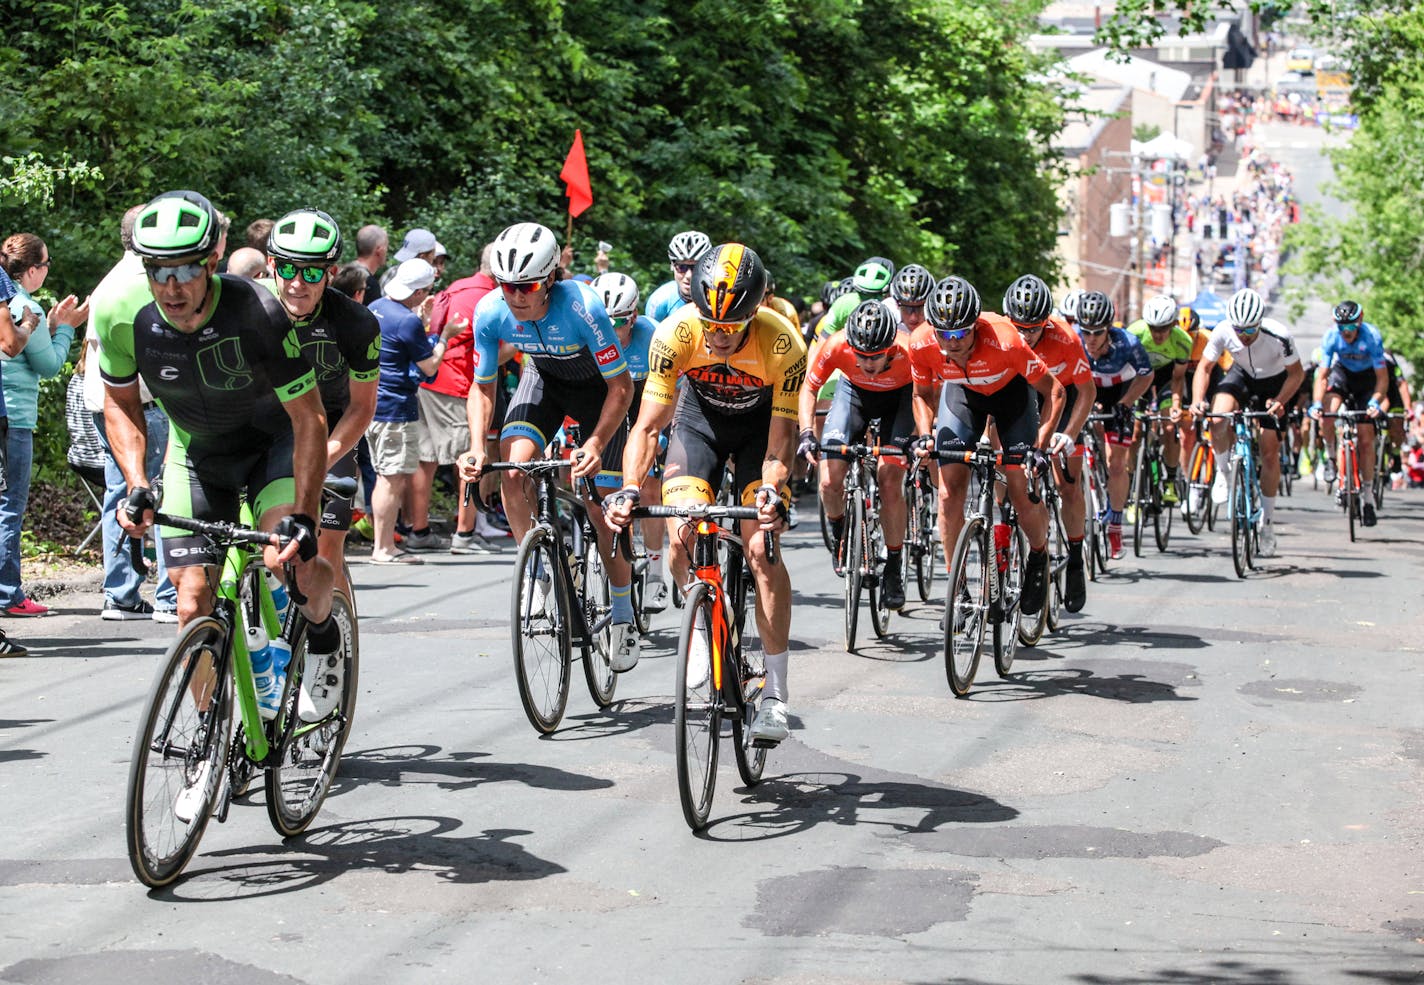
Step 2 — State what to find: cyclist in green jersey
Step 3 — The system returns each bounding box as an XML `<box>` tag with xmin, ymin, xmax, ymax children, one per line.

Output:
<box><xmin>100</xmin><ymin>191</ymin><xmax>339</xmax><ymax>652</ymax></box>
<box><xmin>1128</xmin><ymin>295</ymin><xmax>1194</xmax><ymax>500</ymax></box>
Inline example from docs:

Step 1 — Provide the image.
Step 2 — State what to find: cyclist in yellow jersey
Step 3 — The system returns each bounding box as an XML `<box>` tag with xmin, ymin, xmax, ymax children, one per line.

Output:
<box><xmin>609</xmin><ymin>243</ymin><xmax>805</xmax><ymax>745</ymax></box>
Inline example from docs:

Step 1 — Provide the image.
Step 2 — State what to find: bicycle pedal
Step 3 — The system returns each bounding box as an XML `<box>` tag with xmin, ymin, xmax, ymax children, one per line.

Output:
<box><xmin>751</xmin><ymin>736</ymin><xmax>780</xmax><ymax>750</ymax></box>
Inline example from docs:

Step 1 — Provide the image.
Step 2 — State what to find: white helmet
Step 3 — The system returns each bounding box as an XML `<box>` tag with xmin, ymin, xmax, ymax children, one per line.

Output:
<box><xmin>491</xmin><ymin>222</ymin><xmax>559</xmax><ymax>282</ymax></box>
<box><xmin>1059</xmin><ymin>288</ymin><xmax>1085</xmax><ymax>321</ymax></box>
<box><xmin>591</xmin><ymin>272</ymin><xmax>640</xmax><ymax>319</ymax></box>
<box><xmin>1143</xmin><ymin>294</ymin><xmax>1179</xmax><ymax>329</ymax></box>
<box><xmin>667</xmin><ymin>230</ymin><xmax>711</xmax><ymax>263</ymax></box>
<box><xmin>1227</xmin><ymin>288</ymin><xmax>1264</xmax><ymax>329</ymax></box>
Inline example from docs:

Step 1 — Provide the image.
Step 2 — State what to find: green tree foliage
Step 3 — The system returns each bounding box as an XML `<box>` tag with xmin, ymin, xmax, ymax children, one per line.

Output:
<box><xmin>0</xmin><ymin>0</ymin><xmax>1067</xmax><ymax>302</ymax></box>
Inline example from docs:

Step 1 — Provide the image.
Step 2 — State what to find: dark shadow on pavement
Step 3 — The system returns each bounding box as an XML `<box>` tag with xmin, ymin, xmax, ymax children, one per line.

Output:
<box><xmin>969</xmin><ymin>665</ymin><xmax>1197</xmax><ymax>704</ymax></box>
<box><xmin>328</xmin><ymin>743</ymin><xmax>615</xmax><ymax>797</ymax></box>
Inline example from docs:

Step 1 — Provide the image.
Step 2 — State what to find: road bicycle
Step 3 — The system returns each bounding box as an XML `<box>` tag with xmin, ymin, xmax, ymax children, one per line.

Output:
<box><xmin>1080</xmin><ymin>415</ymin><xmax>1114</xmax><ymax>579</ymax></box>
<box><xmin>473</xmin><ymin>457</ymin><xmax>620</xmax><ymax>733</ymax></box>
<box><xmin>1320</xmin><ymin>409</ymin><xmax>1374</xmax><ymax>542</ymax></box>
<box><xmin>940</xmin><ymin>445</ymin><xmax>1033</xmax><ymax>695</ymax></box>
<box><xmin>1128</xmin><ymin>411</ymin><xmax>1177</xmax><ymax>555</ymax></box>
<box><xmin>1182</xmin><ymin>418</ymin><xmax>1218</xmax><ymax>535</ymax></box>
<box><xmin>125</xmin><ymin>484</ymin><xmax>359</xmax><ymax>887</ymax></box>
<box><xmin>1204</xmin><ymin>410</ymin><xmax>1273</xmax><ymax>577</ymax></box>
<box><xmin>1018</xmin><ymin>454</ymin><xmax>1068</xmax><ymax>646</ymax></box>
<box><xmin>824</xmin><ymin>426</ymin><xmax>904</xmax><ymax>651</ymax></box>
<box><xmin>904</xmin><ymin>457</ymin><xmax>938</xmax><ymax>603</ymax></box>
<box><xmin>632</xmin><ymin>503</ymin><xmax>775</xmax><ymax>831</ymax></box>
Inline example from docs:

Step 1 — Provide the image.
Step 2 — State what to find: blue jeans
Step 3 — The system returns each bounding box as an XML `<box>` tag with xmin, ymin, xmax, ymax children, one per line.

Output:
<box><xmin>94</xmin><ymin>408</ymin><xmax>176</xmax><ymax>611</ymax></box>
<box><xmin>0</xmin><ymin>427</ymin><xmax>34</xmax><ymax>608</ymax></box>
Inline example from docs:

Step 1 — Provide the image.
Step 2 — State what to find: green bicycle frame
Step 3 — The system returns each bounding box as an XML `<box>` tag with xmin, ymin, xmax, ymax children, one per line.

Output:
<box><xmin>220</xmin><ymin>504</ymin><xmax>284</xmax><ymax>764</ymax></box>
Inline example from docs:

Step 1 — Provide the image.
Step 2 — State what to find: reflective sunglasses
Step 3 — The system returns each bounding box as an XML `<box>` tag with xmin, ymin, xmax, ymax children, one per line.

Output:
<box><xmin>937</xmin><ymin>327</ymin><xmax>974</xmax><ymax>342</ymax></box>
<box><xmin>672</xmin><ymin>262</ymin><xmax>697</xmax><ymax>275</ymax></box>
<box><xmin>1234</xmin><ymin>324</ymin><xmax>1260</xmax><ymax>336</ymax></box>
<box><xmin>500</xmin><ymin>279</ymin><xmax>548</xmax><ymax>295</ymax></box>
<box><xmin>705</xmin><ymin>317</ymin><xmax>751</xmax><ymax>335</ymax></box>
<box><xmin>1012</xmin><ymin>319</ymin><xmax>1048</xmax><ymax>333</ymax></box>
<box><xmin>852</xmin><ymin>348</ymin><xmax>892</xmax><ymax>361</ymax></box>
<box><xmin>1078</xmin><ymin>327</ymin><xmax>1108</xmax><ymax>337</ymax></box>
<box><xmin>275</xmin><ymin>261</ymin><xmax>328</xmax><ymax>284</ymax></box>
<box><xmin>1337</xmin><ymin>321</ymin><xmax>1361</xmax><ymax>332</ymax></box>
<box><xmin>144</xmin><ymin>260</ymin><xmax>209</xmax><ymax>285</ymax></box>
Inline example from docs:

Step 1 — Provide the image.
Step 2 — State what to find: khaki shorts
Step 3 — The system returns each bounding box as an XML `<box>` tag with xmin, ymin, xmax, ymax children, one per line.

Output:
<box><xmin>415</xmin><ymin>388</ymin><xmax>470</xmax><ymax>465</ymax></box>
<box><xmin>367</xmin><ymin>419</ymin><xmax>421</xmax><ymax>476</ymax></box>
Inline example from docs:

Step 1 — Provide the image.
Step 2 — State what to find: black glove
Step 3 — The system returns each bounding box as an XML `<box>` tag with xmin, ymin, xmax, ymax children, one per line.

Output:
<box><xmin>275</xmin><ymin>513</ymin><xmax>319</xmax><ymax>562</ymax></box>
<box><xmin>123</xmin><ymin>486</ymin><xmax>156</xmax><ymax>525</ymax></box>
<box><xmin>912</xmin><ymin>434</ymin><xmax>935</xmax><ymax>455</ymax></box>
<box><xmin>1024</xmin><ymin>447</ymin><xmax>1050</xmax><ymax>476</ymax></box>
<box><xmin>797</xmin><ymin>428</ymin><xmax>820</xmax><ymax>463</ymax></box>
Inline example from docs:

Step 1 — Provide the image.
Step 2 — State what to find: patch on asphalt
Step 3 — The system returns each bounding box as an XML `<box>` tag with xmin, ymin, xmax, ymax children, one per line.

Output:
<box><xmin>0</xmin><ymin>857</ymin><xmax>131</xmax><ymax>886</ymax></box>
<box><xmin>0</xmin><ymin>950</ymin><xmax>306</xmax><ymax>984</ymax></box>
<box><xmin>1398</xmin><ymin>730</ymin><xmax>1424</xmax><ymax>763</ymax></box>
<box><xmin>901</xmin><ymin>823</ymin><xmax>1223</xmax><ymax>859</ymax></box>
<box><xmin>749</xmin><ymin>867</ymin><xmax>973</xmax><ymax>936</ymax></box>
<box><xmin>1237</xmin><ymin>678</ymin><xmax>1363</xmax><ymax>702</ymax></box>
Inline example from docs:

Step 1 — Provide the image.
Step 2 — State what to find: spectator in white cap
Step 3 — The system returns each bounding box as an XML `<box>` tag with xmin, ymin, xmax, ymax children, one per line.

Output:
<box><xmin>365</xmin><ymin>258</ymin><xmax>464</xmax><ymax>563</ymax></box>
<box><xmin>393</xmin><ymin>228</ymin><xmax>438</xmax><ymax>263</ymax></box>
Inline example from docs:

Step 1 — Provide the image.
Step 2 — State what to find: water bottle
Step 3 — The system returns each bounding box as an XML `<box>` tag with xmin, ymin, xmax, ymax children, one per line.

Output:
<box><xmin>246</xmin><ymin>621</ymin><xmax>281</xmax><ymax>720</ymax></box>
<box><xmin>265</xmin><ymin>572</ymin><xmax>290</xmax><ymax>626</ymax></box>
<box><xmin>993</xmin><ymin>522</ymin><xmax>1010</xmax><ymax>574</ymax></box>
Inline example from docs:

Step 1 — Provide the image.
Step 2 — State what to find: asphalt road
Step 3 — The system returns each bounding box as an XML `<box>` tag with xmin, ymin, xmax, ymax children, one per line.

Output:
<box><xmin>2</xmin><ymin>127</ymin><xmax>1421</xmax><ymax>984</ymax></box>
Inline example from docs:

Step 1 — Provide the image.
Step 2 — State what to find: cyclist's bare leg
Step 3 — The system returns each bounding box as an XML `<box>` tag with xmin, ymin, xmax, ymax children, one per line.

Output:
<box><xmin>318</xmin><ymin>529</ymin><xmax>350</xmax><ymax>597</ymax></box>
<box><xmin>935</xmin><ymin>463</ymin><xmax>971</xmax><ymax>575</ymax></box>
<box><xmin>1056</xmin><ymin>454</ymin><xmax>1086</xmax><ymax>539</ymax></box>
<box><xmin>1258</xmin><ymin>429</ymin><xmax>1282</xmax><ymax>496</ymax></box>
<box><xmin>878</xmin><ymin>459</ymin><xmax>907</xmax><ymax>549</ymax></box>
<box><xmin>171</xmin><ymin>563</ymin><xmax>218</xmax><ymax>629</ymax></box>
<box><xmin>1357</xmin><ymin>420</ymin><xmax>1376</xmax><ymax>485</ymax></box>
<box><xmin>497</xmin><ymin>435</ymin><xmax>542</xmax><ymax>545</ymax></box>
<box><xmin>1162</xmin><ymin>422</ymin><xmax>1181</xmax><ymax>469</ymax></box>
<box><xmin>739</xmin><ymin>516</ymin><xmax>790</xmax><ymax>654</ymax></box>
<box><xmin>1209</xmin><ymin>392</ymin><xmax>1238</xmax><ymax>460</ymax></box>
<box><xmin>583</xmin><ymin>496</ymin><xmax>633</xmax><ymax>587</ymax></box>
<box><xmin>1319</xmin><ymin>391</ymin><xmax>1343</xmax><ymax>459</ymax></box>
<box><xmin>1006</xmin><ymin>469</ymin><xmax>1047</xmax><ymax>550</ymax></box>
<box><xmin>819</xmin><ymin>458</ymin><xmax>849</xmax><ymax>522</ymax></box>
<box><xmin>1107</xmin><ymin>442</ymin><xmax>1132</xmax><ymax>512</ymax></box>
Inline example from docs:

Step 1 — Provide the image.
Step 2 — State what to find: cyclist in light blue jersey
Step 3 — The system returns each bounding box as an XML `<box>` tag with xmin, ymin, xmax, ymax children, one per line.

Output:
<box><xmin>644</xmin><ymin>230</ymin><xmax>711</xmax><ymax>325</ymax></box>
<box><xmin>460</xmin><ymin>222</ymin><xmax>640</xmax><ymax>670</ymax></box>
<box><xmin>1310</xmin><ymin>299</ymin><xmax>1389</xmax><ymax>524</ymax></box>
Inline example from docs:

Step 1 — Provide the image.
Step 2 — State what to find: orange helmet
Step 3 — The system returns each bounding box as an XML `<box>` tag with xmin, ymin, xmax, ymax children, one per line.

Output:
<box><xmin>691</xmin><ymin>243</ymin><xmax>767</xmax><ymax>323</ymax></box>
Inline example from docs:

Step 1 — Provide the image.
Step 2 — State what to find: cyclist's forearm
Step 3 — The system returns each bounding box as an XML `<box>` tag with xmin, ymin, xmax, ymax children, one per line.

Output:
<box><xmin>1278</xmin><ymin>363</ymin><xmax>1305</xmax><ymax>407</ymax></box>
<box><xmin>327</xmin><ymin>379</ymin><xmax>377</xmax><ymax>466</ymax></box>
<box><xmin>761</xmin><ymin>418</ymin><xmax>795</xmax><ymax>489</ymax></box>
<box><xmin>1067</xmin><ymin>381</ymin><xmax>1096</xmax><ymax>436</ymax></box>
<box><xmin>589</xmin><ymin>373</ymin><xmax>634</xmax><ymax>449</ymax></box>
<box><xmin>289</xmin><ymin>397</ymin><xmax>330</xmax><ymax>519</ymax></box>
<box><xmin>104</xmin><ymin>384</ymin><xmax>150</xmax><ymax>491</ymax></box>
<box><xmin>1124</xmin><ymin>376</ymin><xmax>1153</xmax><ymax>406</ymax></box>
<box><xmin>465</xmin><ymin>381</ymin><xmax>497</xmax><ymax>451</ymax></box>
<box><xmin>913</xmin><ymin>384</ymin><xmax>937</xmax><ymax>436</ymax></box>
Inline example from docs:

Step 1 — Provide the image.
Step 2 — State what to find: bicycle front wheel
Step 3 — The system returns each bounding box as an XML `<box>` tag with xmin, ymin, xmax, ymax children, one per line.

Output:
<box><xmin>994</xmin><ymin>524</ymin><xmax>1026</xmax><ymax>677</ymax></box>
<box><xmin>1342</xmin><ymin>443</ymin><xmax>1359</xmax><ymax>542</ymax></box>
<box><xmin>867</xmin><ymin>517</ymin><xmax>890</xmax><ymax>640</ymax></box>
<box><xmin>843</xmin><ymin>495</ymin><xmax>863</xmax><ymax>651</ymax></box>
<box><xmin>1230</xmin><ymin>465</ymin><xmax>1251</xmax><ymax>578</ymax></box>
<box><xmin>675</xmin><ymin>582</ymin><xmax>722</xmax><ymax>830</ymax></box>
<box><xmin>266</xmin><ymin>590</ymin><xmax>360</xmax><ymax>838</ymax></box>
<box><xmin>126</xmin><ymin>617</ymin><xmax>232</xmax><ymax>888</ymax></box>
<box><xmin>944</xmin><ymin>517</ymin><xmax>988</xmax><ymax>696</ymax></box>
<box><xmin>1153</xmin><ymin>465</ymin><xmax>1173</xmax><ymax>552</ymax></box>
<box><xmin>730</xmin><ymin>573</ymin><xmax>767</xmax><ymax>787</ymax></box>
<box><xmin>1130</xmin><ymin>444</ymin><xmax>1148</xmax><ymax>558</ymax></box>
<box><xmin>581</xmin><ymin>540</ymin><xmax>617</xmax><ymax>708</ymax></box>
<box><xmin>512</xmin><ymin>527</ymin><xmax>572</xmax><ymax>734</ymax></box>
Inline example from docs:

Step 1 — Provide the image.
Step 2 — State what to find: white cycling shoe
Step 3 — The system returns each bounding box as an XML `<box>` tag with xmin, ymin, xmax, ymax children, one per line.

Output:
<box><xmin>750</xmin><ymin>697</ymin><xmax>790</xmax><ymax>744</ymax></box>
<box><xmin>610</xmin><ymin>622</ymin><xmax>640</xmax><ymax>673</ymax></box>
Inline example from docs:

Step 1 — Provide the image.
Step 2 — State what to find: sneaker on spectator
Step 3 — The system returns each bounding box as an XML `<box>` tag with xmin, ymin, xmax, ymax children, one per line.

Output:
<box><xmin>403</xmin><ymin>529</ymin><xmax>450</xmax><ymax>551</ymax></box>
<box><xmin>6</xmin><ymin>599</ymin><xmax>49</xmax><ymax>617</ymax></box>
<box><xmin>0</xmin><ymin>630</ymin><xmax>28</xmax><ymax>657</ymax></box>
<box><xmin>476</xmin><ymin>511</ymin><xmax>510</xmax><ymax>539</ymax></box>
<box><xmin>153</xmin><ymin>608</ymin><xmax>180</xmax><ymax>624</ymax></box>
<box><xmin>450</xmin><ymin>531</ymin><xmax>498</xmax><ymax>555</ymax></box>
<box><xmin>102</xmin><ymin>598</ymin><xmax>153</xmax><ymax>621</ymax></box>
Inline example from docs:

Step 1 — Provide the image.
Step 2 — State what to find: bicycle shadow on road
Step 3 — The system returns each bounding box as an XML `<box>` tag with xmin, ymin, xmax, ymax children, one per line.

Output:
<box><xmin>695</xmin><ymin>743</ymin><xmax>1018</xmax><ymax>843</ymax></box>
<box><xmin>1061</xmin><ymin>959</ymin><xmax>1421</xmax><ymax>985</ymax></box>
<box><xmin>329</xmin><ymin>743</ymin><xmax>615</xmax><ymax>797</ymax></box>
<box><xmin>965</xmin><ymin>663</ymin><xmax>1199</xmax><ymax>704</ymax></box>
<box><xmin>160</xmin><ymin>814</ymin><xmax>565</xmax><ymax>901</ymax></box>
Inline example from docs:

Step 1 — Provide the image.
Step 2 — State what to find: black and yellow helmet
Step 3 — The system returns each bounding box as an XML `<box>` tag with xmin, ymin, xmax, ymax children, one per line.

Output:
<box><xmin>692</xmin><ymin>243</ymin><xmax>767</xmax><ymax>323</ymax></box>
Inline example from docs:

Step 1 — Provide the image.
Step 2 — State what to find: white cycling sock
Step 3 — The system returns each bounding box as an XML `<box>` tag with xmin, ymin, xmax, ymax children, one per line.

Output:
<box><xmin>647</xmin><ymin>552</ymin><xmax>663</xmax><ymax>581</ymax></box>
<box><xmin>1262</xmin><ymin>495</ymin><xmax>1275</xmax><ymax>522</ymax></box>
<box><xmin>762</xmin><ymin>650</ymin><xmax>789</xmax><ymax>704</ymax></box>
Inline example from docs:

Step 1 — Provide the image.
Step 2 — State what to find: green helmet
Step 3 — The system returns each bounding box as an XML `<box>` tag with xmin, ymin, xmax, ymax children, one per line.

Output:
<box><xmin>852</xmin><ymin>256</ymin><xmax>895</xmax><ymax>297</ymax></box>
<box><xmin>132</xmin><ymin>190</ymin><xmax>221</xmax><ymax>260</ymax></box>
<box><xmin>268</xmin><ymin>208</ymin><xmax>343</xmax><ymax>263</ymax></box>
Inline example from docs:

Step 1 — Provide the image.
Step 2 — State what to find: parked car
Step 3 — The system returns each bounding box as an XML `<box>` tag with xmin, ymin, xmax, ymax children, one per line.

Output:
<box><xmin>1286</xmin><ymin>46</ymin><xmax>1315</xmax><ymax>73</ymax></box>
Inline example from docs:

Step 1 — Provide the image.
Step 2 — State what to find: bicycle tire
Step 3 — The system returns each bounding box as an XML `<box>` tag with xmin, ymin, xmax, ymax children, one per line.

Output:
<box><xmin>1087</xmin><ymin>469</ymin><xmax>1109</xmax><ymax>576</ymax></box>
<box><xmin>844</xmin><ymin>491</ymin><xmax>863</xmax><ymax>651</ymax></box>
<box><xmin>1043</xmin><ymin>495</ymin><xmax>1066</xmax><ymax>634</ymax></box>
<box><xmin>868</xmin><ymin>510</ymin><xmax>890</xmax><ymax>640</ymax></box>
<box><xmin>1153</xmin><ymin>461</ymin><xmax>1173</xmax><ymax>553</ymax></box>
<box><xmin>581</xmin><ymin>540</ymin><xmax>618</xmax><ymax>708</ymax></box>
<box><xmin>1184</xmin><ymin>443</ymin><xmax>1209</xmax><ymax>535</ymax></box>
<box><xmin>1131</xmin><ymin>442</ymin><xmax>1148</xmax><ymax>558</ymax></box>
<box><xmin>1230</xmin><ymin>465</ymin><xmax>1251</xmax><ymax>578</ymax></box>
<box><xmin>675</xmin><ymin>582</ymin><xmax>721</xmax><ymax>830</ymax></box>
<box><xmin>511</xmin><ymin>527</ymin><xmax>572</xmax><ymax>734</ymax></box>
<box><xmin>944</xmin><ymin>517</ymin><xmax>988</xmax><ymax>696</ymax></box>
<box><xmin>730</xmin><ymin>571</ymin><xmax>767</xmax><ymax>787</ymax></box>
<box><xmin>994</xmin><ymin>524</ymin><xmax>1025</xmax><ymax>677</ymax></box>
<box><xmin>266</xmin><ymin>590</ymin><xmax>360</xmax><ymax>838</ymax></box>
<box><xmin>911</xmin><ymin>474</ymin><xmax>937</xmax><ymax>602</ymax></box>
<box><xmin>818</xmin><ymin>495</ymin><xmax>835</xmax><ymax>555</ymax></box>
<box><xmin>126</xmin><ymin>617</ymin><xmax>232</xmax><ymax>888</ymax></box>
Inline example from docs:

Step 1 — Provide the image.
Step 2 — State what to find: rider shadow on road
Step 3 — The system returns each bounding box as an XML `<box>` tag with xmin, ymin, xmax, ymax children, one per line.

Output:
<box><xmin>698</xmin><ymin>743</ymin><xmax>1018</xmax><ymax>843</ymax></box>
<box><xmin>166</xmin><ymin>814</ymin><xmax>565</xmax><ymax>901</ymax></box>
<box><xmin>968</xmin><ymin>662</ymin><xmax>1198</xmax><ymax>704</ymax></box>
<box><xmin>330</xmin><ymin>743</ymin><xmax>615</xmax><ymax>797</ymax></box>
<box><xmin>1067</xmin><ymin>958</ymin><xmax>1420</xmax><ymax>985</ymax></box>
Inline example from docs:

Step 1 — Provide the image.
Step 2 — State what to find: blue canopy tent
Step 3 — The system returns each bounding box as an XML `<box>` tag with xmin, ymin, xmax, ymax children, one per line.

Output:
<box><xmin>1192</xmin><ymin>289</ymin><xmax>1229</xmax><ymax>330</ymax></box>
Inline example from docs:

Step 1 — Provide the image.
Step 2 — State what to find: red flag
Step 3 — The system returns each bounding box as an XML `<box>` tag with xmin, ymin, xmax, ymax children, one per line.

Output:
<box><xmin>560</xmin><ymin>129</ymin><xmax>593</xmax><ymax>218</ymax></box>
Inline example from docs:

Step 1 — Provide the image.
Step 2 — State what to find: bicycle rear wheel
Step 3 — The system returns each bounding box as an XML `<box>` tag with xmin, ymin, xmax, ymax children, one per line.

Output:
<box><xmin>1153</xmin><ymin>466</ymin><xmax>1173</xmax><ymax>552</ymax></box>
<box><xmin>843</xmin><ymin>494</ymin><xmax>863</xmax><ymax>651</ymax></box>
<box><xmin>512</xmin><ymin>527</ymin><xmax>572</xmax><ymax>733</ymax></box>
<box><xmin>868</xmin><ymin>518</ymin><xmax>890</xmax><ymax>640</ymax></box>
<box><xmin>912</xmin><ymin>476</ymin><xmax>937</xmax><ymax>601</ymax></box>
<box><xmin>1342</xmin><ymin>443</ymin><xmax>1359</xmax><ymax>542</ymax></box>
<box><xmin>675</xmin><ymin>582</ymin><xmax>721</xmax><ymax>830</ymax></box>
<box><xmin>730</xmin><ymin>572</ymin><xmax>767</xmax><ymax>787</ymax></box>
<box><xmin>1043</xmin><ymin>498</ymin><xmax>1067</xmax><ymax>634</ymax></box>
<box><xmin>126</xmin><ymin>617</ymin><xmax>232</xmax><ymax>888</ymax></box>
<box><xmin>1130</xmin><ymin>443</ymin><xmax>1148</xmax><ymax>558</ymax></box>
<box><xmin>994</xmin><ymin>524</ymin><xmax>1025</xmax><ymax>677</ymax></box>
<box><xmin>944</xmin><ymin>517</ymin><xmax>988</xmax><ymax>696</ymax></box>
<box><xmin>581</xmin><ymin>540</ymin><xmax>617</xmax><ymax>708</ymax></box>
<box><xmin>266</xmin><ymin>590</ymin><xmax>360</xmax><ymax>838</ymax></box>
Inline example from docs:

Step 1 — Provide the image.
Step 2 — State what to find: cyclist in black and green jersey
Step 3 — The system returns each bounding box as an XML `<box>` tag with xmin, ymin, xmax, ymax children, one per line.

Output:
<box><xmin>100</xmin><ymin>190</ymin><xmax>339</xmax><ymax>654</ymax></box>
<box><xmin>1128</xmin><ymin>294</ymin><xmax>1194</xmax><ymax>502</ymax></box>
<box><xmin>262</xmin><ymin>209</ymin><xmax>381</xmax><ymax>598</ymax></box>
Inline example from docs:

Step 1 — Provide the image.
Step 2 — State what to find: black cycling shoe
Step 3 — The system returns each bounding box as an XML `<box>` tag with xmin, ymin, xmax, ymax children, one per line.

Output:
<box><xmin>1065</xmin><ymin>557</ymin><xmax>1086</xmax><ymax>613</ymax></box>
<box><xmin>832</xmin><ymin>532</ymin><xmax>846</xmax><ymax>577</ymax></box>
<box><xmin>1362</xmin><ymin>502</ymin><xmax>1377</xmax><ymax>527</ymax></box>
<box><xmin>882</xmin><ymin>567</ymin><xmax>906</xmax><ymax>610</ymax></box>
<box><xmin>1021</xmin><ymin>547</ymin><xmax>1049</xmax><ymax>615</ymax></box>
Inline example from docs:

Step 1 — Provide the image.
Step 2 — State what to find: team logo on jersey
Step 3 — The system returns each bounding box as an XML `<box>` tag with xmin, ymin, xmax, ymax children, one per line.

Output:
<box><xmin>772</xmin><ymin>335</ymin><xmax>791</xmax><ymax>355</ymax></box>
<box><xmin>595</xmin><ymin>345</ymin><xmax>620</xmax><ymax>366</ymax></box>
<box><xmin>159</xmin><ymin>366</ymin><xmax>181</xmax><ymax>381</ymax></box>
<box><xmin>1073</xmin><ymin>358</ymin><xmax>1090</xmax><ymax>377</ymax></box>
<box><xmin>676</xmin><ymin>325</ymin><xmax>693</xmax><ymax>345</ymax></box>
<box><xmin>195</xmin><ymin>337</ymin><xmax>254</xmax><ymax>391</ymax></box>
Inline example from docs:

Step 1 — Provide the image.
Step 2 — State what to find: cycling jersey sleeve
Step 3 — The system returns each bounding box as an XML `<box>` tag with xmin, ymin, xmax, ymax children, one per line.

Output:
<box><xmin>1126</xmin><ymin>333</ymin><xmax>1152</xmax><ymax>377</ymax></box>
<box><xmin>764</xmin><ymin>310</ymin><xmax>808</xmax><ymax>420</ymax></box>
<box><xmin>470</xmin><ymin>293</ymin><xmax>508</xmax><ymax>385</ymax></box>
<box><xmin>573</xmin><ymin>284</ymin><xmax>628</xmax><ymax>380</ymax></box>
<box><xmin>1201</xmin><ymin>325</ymin><xmax>1229</xmax><ymax>367</ymax></box>
<box><xmin>805</xmin><ymin>333</ymin><xmax>843</xmax><ymax>391</ymax></box>
<box><xmin>642</xmin><ymin>320</ymin><xmax>686</xmax><ymax>408</ymax></box>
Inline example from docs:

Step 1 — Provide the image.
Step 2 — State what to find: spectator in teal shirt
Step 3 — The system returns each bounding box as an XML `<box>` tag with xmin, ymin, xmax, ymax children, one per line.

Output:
<box><xmin>1</xmin><ymin>233</ymin><xmax>87</xmax><ymax>616</ymax></box>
